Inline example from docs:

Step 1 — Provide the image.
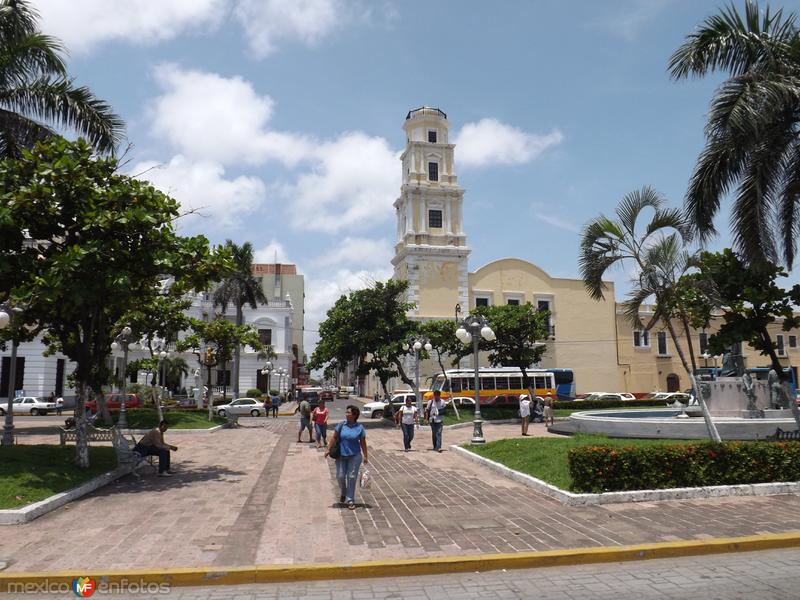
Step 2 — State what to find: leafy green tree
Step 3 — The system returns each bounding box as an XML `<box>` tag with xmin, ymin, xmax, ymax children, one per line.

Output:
<box><xmin>212</xmin><ymin>240</ymin><xmax>267</xmax><ymax>399</ymax></box>
<box><xmin>0</xmin><ymin>138</ymin><xmax>228</xmax><ymax>466</ymax></box>
<box><xmin>692</xmin><ymin>249</ymin><xmax>800</xmax><ymax>372</ymax></box>
<box><xmin>669</xmin><ymin>1</ymin><xmax>800</xmax><ymax>266</ymax></box>
<box><xmin>310</xmin><ymin>279</ymin><xmax>418</xmax><ymax>390</ymax></box>
<box><xmin>177</xmin><ymin>316</ymin><xmax>265</xmax><ymax>418</ymax></box>
<box><xmin>0</xmin><ymin>0</ymin><xmax>124</xmax><ymax>158</ymax></box>
<box><xmin>418</xmin><ymin>320</ymin><xmax>466</xmax><ymax>379</ymax></box>
<box><xmin>476</xmin><ymin>304</ymin><xmax>550</xmax><ymax>398</ymax></box>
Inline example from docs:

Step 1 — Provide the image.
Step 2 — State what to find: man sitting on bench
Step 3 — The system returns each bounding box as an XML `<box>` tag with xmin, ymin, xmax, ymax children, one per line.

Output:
<box><xmin>134</xmin><ymin>420</ymin><xmax>178</xmax><ymax>477</ymax></box>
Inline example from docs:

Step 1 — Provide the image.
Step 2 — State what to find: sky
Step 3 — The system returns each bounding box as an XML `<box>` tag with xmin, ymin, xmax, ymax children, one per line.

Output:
<box><xmin>30</xmin><ymin>0</ymin><xmax>800</xmax><ymax>356</ymax></box>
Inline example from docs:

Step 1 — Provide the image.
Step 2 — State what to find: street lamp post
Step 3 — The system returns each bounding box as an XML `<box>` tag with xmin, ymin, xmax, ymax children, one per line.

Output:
<box><xmin>0</xmin><ymin>304</ymin><xmax>23</xmax><ymax>446</ymax></box>
<box><xmin>403</xmin><ymin>337</ymin><xmax>432</xmax><ymax>417</ymax></box>
<box><xmin>110</xmin><ymin>325</ymin><xmax>134</xmax><ymax>429</ymax></box>
<box><xmin>261</xmin><ymin>361</ymin><xmax>273</xmax><ymax>395</ymax></box>
<box><xmin>456</xmin><ymin>314</ymin><xmax>496</xmax><ymax>444</ymax></box>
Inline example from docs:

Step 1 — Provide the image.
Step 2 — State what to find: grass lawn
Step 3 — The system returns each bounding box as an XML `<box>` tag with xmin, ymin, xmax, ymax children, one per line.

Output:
<box><xmin>465</xmin><ymin>434</ymin><xmax>693</xmax><ymax>491</ymax></box>
<box><xmin>0</xmin><ymin>445</ymin><xmax>118</xmax><ymax>509</ymax></box>
<box><xmin>442</xmin><ymin>406</ymin><xmax>519</xmax><ymax>426</ymax></box>
<box><xmin>110</xmin><ymin>408</ymin><xmax>226</xmax><ymax>429</ymax></box>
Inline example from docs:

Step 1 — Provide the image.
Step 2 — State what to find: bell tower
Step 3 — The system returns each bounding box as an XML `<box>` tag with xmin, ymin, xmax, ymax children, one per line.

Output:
<box><xmin>392</xmin><ymin>107</ymin><xmax>470</xmax><ymax>318</ymax></box>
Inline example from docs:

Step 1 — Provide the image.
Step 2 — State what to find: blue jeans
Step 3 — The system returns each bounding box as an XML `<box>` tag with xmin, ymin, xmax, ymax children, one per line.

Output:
<box><xmin>431</xmin><ymin>421</ymin><xmax>443</xmax><ymax>450</ymax></box>
<box><xmin>336</xmin><ymin>453</ymin><xmax>363</xmax><ymax>504</ymax></box>
<box><xmin>315</xmin><ymin>423</ymin><xmax>327</xmax><ymax>444</ymax></box>
<box><xmin>401</xmin><ymin>423</ymin><xmax>415</xmax><ymax>449</ymax></box>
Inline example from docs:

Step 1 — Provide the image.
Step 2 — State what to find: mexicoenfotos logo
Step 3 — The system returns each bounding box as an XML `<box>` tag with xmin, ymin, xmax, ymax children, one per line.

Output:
<box><xmin>72</xmin><ymin>577</ymin><xmax>97</xmax><ymax>598</ymax></box>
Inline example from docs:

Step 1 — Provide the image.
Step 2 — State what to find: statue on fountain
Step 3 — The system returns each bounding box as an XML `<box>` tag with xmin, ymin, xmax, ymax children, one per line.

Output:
<box><xmin>719</xmin><ymin>346</ymin><xmax>744</xmax><ymax>377</ymax></box>
<box><xmin>767</xmin><ymin>368</ymin><xmax>792</xmax><ymax>410</ymax></box>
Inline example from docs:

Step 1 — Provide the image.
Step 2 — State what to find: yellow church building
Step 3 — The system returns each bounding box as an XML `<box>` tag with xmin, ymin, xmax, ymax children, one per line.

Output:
<box><xmin>375</xmin><ymin>106</ymin><xmax>799</xmax><ymax>397</ymax></box>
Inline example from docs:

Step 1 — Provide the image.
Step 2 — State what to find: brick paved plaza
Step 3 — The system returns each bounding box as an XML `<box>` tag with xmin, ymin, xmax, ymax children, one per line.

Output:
<box><xmin>3</xmin><ymin>417</ymin><xmax>800</xmax><ymax>577</ymax></box>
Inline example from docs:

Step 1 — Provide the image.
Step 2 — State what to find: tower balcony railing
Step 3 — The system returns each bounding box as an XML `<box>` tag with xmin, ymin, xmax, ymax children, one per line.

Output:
<box><xmin>406</xmin><ymin>106</ymin><xmax>447</xmax><ymax>120</ymax></box>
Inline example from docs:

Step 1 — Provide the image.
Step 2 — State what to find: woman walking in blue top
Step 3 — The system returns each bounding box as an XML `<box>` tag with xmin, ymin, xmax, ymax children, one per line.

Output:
<box><xmin>325</xmin><ymin>405</ymin><xmax>369</xmax><ymax>510</ymax></box>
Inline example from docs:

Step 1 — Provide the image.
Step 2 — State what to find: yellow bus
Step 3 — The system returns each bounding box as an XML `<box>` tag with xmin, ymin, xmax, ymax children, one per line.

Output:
<box><xmin>423</xmin><ymin>367</ymin><xmax>557</xmax><ymax>406</ymax></box>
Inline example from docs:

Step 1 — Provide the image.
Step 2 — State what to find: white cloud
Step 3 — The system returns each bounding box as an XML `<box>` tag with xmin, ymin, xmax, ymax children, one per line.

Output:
<box><xmin>533</xmin><ymin>213</ymin><xmax>579</xmax><ymax>234</ymax></box>
<box><xmin>311</xmin><ymin>237</ymin><xmax>393</xmax><ymax>269</ymax></box>
<box><xmin>149</xmin><ymin>64</ymin><xmax>314</xmax><ymax>167</ymax></box>
<box><xmin>234</xmin><ymin>0</ymin><xmax>347</xmax><ymax>58</ymax></box>
<box><xmin>35</xmin><ymin>0</ymin><xmax>226</xmax><ymax>55</ymax></box>
<box><xmin>283</xmin><ymin>132</ymin><xmax>400</xmax><ymax>233</ymax></box>
<box><xmin>130</xmin><ymin>155</ymin><xmax>266</xmax><ymax>231</ymax></box>
<box><xmin>254</xmin><ymin>240</ymin><xmax>292</xmax><ymax>264</ymax></box>
<box><xmin>454</xmin><ymin>118</ymin><xmax>563</xmax><ymax>168</ymax></box>
<box><xmin>588</xmin><ymin>0</ymin><xmax>676</xmax><ymax>41</ymax></box>
<box><xmin>303</xmin><ymin>266</ymin><xmax>394</xmax><ymax>353</ymax></box>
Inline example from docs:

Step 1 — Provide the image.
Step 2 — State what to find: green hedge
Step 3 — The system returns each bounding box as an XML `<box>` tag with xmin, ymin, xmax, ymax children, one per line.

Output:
<box><xmin>568</xmin><ymin>441</ymin><xmax>800</xmax><ymax>493</ymax></box>
<box><xmin>554</xmin><ymin>399</ymin><xmax>670</xmax><ymax>411</ymax></box>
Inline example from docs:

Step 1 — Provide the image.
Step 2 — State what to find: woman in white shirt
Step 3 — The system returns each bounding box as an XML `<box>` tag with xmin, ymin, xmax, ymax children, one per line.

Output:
<box><xmin>519</xmin><ymin>395</ymin><xmax>532</xmax><ymax>436</ymax></box>
<box><xmin>395</xmin><ymin>396</ymin><xmax>419</xmax><ymax>452</ymax></box>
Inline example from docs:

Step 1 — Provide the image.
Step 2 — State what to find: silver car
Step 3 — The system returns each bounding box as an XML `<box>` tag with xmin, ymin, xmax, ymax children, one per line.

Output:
<box><xmin>215</xmin><ymin>397</ymin><xmax>265</xmax><ymax>417</ymax></box>
<box><xmin>0</xmin><ymin>396</ymin><xmax>56</xmax><ymax>416</ymax></box>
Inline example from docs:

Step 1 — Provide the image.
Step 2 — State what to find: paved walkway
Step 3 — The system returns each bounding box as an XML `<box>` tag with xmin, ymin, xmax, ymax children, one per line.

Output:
<box><xmin>3</xmin><ymin>418</ymin><xmax>800</xmax><ymax>573</ymax></box>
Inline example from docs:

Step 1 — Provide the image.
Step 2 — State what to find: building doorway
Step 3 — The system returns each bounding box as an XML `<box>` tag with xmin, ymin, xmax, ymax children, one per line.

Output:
<box><xmin>666</xmin><ymin>373</ymin><xmax>680</xmax><ymax>392</ymax></box>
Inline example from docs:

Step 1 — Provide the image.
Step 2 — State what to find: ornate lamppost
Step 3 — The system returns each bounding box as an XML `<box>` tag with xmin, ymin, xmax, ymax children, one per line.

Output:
<box><xmin>110</xmin><ymin>325</ymin><xmax>135</xmax><ymax>429</ymax></box>
<box><xmin>403</xmin><ymin>337</ymin><xmax>432</xmax><ymax>416</ymax></box>
<box><xmin>0</xmin><ymin>304</ymin><xmax>23</xmax><ymax>446</ymax></box>
<box><xmin>455</xmin><ymin>314</ymin><xmax>496</xmax><ymax>444</ymax></box>
<box><xmin>261</xmin><ymin>361</ymin><xmax>274</xmax><ymax>395</ymax></box>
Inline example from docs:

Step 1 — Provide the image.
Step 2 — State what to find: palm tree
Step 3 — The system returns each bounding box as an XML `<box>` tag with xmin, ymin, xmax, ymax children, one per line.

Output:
<box><xmin>0</xmin><ymin>0</ymin><xmax>124</xmax><ymax>157</ymax></box>
<box><xmin>213</xmin><ymin>241</ymin><xmax>267</xmax><ymax>399</ymax></box>
<box><xmin>669</xmin><ymin>1</ymin><xmax>800</xmax><ymax>267</ymax></box>
<box><xmin>163</xmin><ymin>356</ymin><xmax>189</xmax><ymax>393</ymax></box>
<box><xmin>579</xmin><ymin>187</ymin><xmax>722</xmax><ymax>441</ymax></box>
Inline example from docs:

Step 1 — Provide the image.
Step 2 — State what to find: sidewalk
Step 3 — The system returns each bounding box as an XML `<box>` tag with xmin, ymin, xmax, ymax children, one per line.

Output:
<box><xmin>2</xmin><ymin>418</ymin><xmax>800</xmax><ymax>574</ymax></box>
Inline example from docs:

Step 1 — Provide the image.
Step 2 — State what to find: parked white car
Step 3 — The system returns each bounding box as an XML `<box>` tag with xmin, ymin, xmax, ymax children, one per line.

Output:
<box><xmin>215</xmin><ymin>397</ymin><xmax>265</xmax><ymax>417</ymax></box>
<box><xmin>363</xmin><ymin>392</ymin><xmax>417</xmax><ymax>419</ymax></box>
<box><xmin>446</xmin><ymin>396</ymin><xmax>476</xmax><ymax>407</ymax></box>
<box><xmin>644</xmin><ymin>392</ymin><xmax>695</xmax><ymax>405</ymax></box>
<box><xmin>0</xmin><ymin>396</ymin><xmax>56</xmax><ymax>416</ymax></box>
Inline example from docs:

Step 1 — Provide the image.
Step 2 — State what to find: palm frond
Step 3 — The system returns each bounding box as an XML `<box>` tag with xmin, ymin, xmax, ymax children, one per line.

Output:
<box><xmin>615</xmin><ymin>186</ymin><xmax>664</xmax><ymax>238</ymax></box>
<box><xmin>669</xmin><ymin>1</ymin><xmax>797</xmax><ymax>80</ymax></box>
<box><xmin>643</xmin><ymin>207</ymin><xmax>694</xmax><ymax>243</ymax></box>
<box><xmin>0</xmin><ymin>106</ymin><xmax>53</xmax><ymax>158</ymax></box>
<box><xmin>1</xmin><ymin>77</ymin><xmax>125</xmax><ymax>154</ymax></box>
<box><xmin>778</xmin><ymin>141</ymin><xmax>800</xmax><ymax>268</ymax></box>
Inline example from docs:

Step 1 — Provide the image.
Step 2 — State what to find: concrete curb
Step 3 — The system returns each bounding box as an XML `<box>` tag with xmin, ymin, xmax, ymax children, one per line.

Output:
<box><xmin>452</xmin><ymin>445</ymin><xmax>800</xmax><ymax>506</ymax></box>
<box><xmin>0</xmin><ymin>466</ymin><xmax>130</xmax><ymax>525</ymax></box>
<box><xmin>121</xmin><ymin>425</ymin><xmax>223</xmax><ymax>435</ymax></box>
<box><xmin>2</xmin><ymin>531</ymin><xmax>800</xmax><ymax>591</ymax></box>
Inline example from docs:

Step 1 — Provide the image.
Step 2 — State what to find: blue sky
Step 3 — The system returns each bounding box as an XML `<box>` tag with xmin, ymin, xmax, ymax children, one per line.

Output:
<box><xmin>32</xmin><ymin>0</ymin><xmax>798</xmax><ymax>352</ymax></box>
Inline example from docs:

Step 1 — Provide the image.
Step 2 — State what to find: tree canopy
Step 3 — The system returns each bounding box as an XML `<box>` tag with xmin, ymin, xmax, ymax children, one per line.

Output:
<box><xmin>0</xmin><ymin>138</ymin><xmax>229</xmax><ymax>465</ymax></box>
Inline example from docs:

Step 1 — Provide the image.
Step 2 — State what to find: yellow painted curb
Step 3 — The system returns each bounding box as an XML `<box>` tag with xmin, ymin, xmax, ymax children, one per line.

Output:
<box><xmin>2</xmin><ymin>531</ymin><xmax>800</xmax><ymax>591</ymax></box>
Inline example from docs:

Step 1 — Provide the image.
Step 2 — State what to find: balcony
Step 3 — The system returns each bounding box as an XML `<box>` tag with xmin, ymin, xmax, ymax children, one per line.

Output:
<box><xmin>406</xmin><ymin>106</ymin><xmax>447</xmax><ymax>120</ymax></box>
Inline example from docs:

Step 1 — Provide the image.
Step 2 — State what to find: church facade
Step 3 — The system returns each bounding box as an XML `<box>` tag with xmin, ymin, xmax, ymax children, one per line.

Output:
<box><xmin>379</xmin><ymin>107</ymin><xmax>800</xmax><ymax>397</ymax></box>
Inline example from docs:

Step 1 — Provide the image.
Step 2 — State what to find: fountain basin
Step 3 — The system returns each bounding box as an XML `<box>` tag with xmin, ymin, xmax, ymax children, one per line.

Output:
<box><xmin>551</xmin><ymin>409</ymin><xmax>800</xmax><ymax>440</ymax></box>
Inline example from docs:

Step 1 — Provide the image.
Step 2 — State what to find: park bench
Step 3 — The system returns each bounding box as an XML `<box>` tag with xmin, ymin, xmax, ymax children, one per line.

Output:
<box><xmin>111</xmin><ymin>428</ymin><xmax>157</xmax><ymax>476</ymax></box>
<box><xmin>59</xmin><ymin>424</ymin><xmax>114</xmax><ymax>446</ymax></box>
<box><xmin>765</xmin><ymin>428</ymin><xmax>800</xmax><ymax>441</ymax></box>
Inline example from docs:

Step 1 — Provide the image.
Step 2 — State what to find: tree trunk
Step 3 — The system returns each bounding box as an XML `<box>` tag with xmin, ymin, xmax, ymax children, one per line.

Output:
<box><xmin>221</xmin><ymin>359</ymin><xmax>228</xmax><ymax>401</ymax></box>
<box><xmin>207</xmin><ymin>368</ymin><xmax>214</xmax><ymax>421</ymax></box>
<box><xmin>97</xmin><ymin>391</ymin><xmax>113</xmax><ymax>426</ymax></box>
<box><xmin>75</xmin><ymin>382</ymin><xmax>90</xmax><ymax>468</ymax></box>
<box><xmin>233</xmin><ymin>304</ymin><xmax>243</xmax><ymax>399</ymax></box>
<box><xmin>664</xmin><ymin>319</ymin><xmax>721</xmax><ymax>441</ymax></box>
<box><xmin>520</xmin><ymin>367</ymin><xmax>537</xmax><ymax>417</ymax></box>
<box><xmin>681</xmin><ymin>316</ymin><xmax>697</xmax><ymax>373</ymax></box>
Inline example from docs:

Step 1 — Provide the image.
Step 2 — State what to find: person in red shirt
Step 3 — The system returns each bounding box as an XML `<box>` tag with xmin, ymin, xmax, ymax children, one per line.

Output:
<box><xmin>312</xmin><ymin>399</ymin><xmax>330</xmax><ymax>448</ymax></box>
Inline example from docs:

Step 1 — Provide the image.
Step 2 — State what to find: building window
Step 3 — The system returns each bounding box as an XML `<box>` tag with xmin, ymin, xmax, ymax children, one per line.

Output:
<box><xmin>537</xmin><ymin>300</ymin><xmax>552</xmax><ymax>335</ymax></box>
<box><xmin>217</xmin><ymin>370</ymin><xmax>231</xmax><ymax>386</ymax></box>
<box><xmin>777</xmin><ymin>334</ymin><xmax>786</xmax><ymax>356</ymax></box>
<box><xmin>258</xmin><ymin>329</ymin><xmax>272</xmax><ymax>346</ymax></box>
<box><xmin>428</xmin><ymin>130</ymin><xmax>437</xmax><ymax>143</ymax></box>
<box><xmin>506</xmin><ymin>298</ymin><xmax>520</xmax><ymax>306</ymax></box>
<box><xmin>428</xmin><ymin>162</ymin><xmax>438</xmax><ymax>181</ymax></box>
<box><xmin>633</xmin><ymin>329</ymin><xmax>649</xmax><ymax>348</ymax></box>
<box><xmin>475</xmin><ymin>297</ymin><xmax>489</xmax><ymax>307</ymax></box>
<box><xmin>428</xmin><ymin>209</ymin><xmax>443</xmax><ymax>228</ymax></box>
<box><xmin>699</xmin><ymin>332</ymin><xmax>708</xmax><ymax>355</ymax></box>
<box><xmin>790</xmin><ymin>335</ymin><xmax>797</xmax><ymax>349</ymax></box>
<box><xmin>657</xmin><ymin>331</ymin><xmax>668</xmax><ymax>355</ymax></box>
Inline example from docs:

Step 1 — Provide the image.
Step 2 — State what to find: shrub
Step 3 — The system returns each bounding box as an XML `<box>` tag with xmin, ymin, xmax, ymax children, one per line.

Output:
<box><xmin>568</xmin><ymin>441</ymin><xmax>800</xmax><ymax>493</ymax></box>
<box><xmin>269</xmin><ymin>389</ymin><xmax>279</xmax><ymax>396</ymax></box>
<box><xmin>246</xmin><ymin>388</ymin><xmax>262</xmax><ymax>397</ymax></box>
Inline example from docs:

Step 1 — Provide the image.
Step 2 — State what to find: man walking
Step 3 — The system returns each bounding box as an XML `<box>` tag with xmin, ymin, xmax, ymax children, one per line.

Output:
<box><xmin>295</xmin><ymin>395</ymin><xmax>313</xmax><ymax>442</ymax></box>
<box><xmin>425</xmin><ymin>390</ymin><xmax>447</xmax><ymax>452</ymax></box>
<box><xmin>270</xmin><ymin>391</ymin><xmax>280</xmax><ymax>418</ymax></box>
